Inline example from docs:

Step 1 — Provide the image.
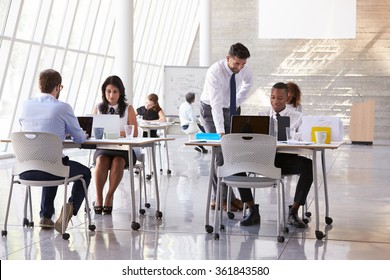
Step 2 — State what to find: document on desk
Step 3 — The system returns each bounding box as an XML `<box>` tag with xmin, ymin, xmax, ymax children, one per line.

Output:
<box><xmin>278</xmin><ymin>140</ymin><xmax>314</xmax><ymax>145</ymax></box>
<box><xmin>189</xmin><ymin>139</ymin><xmax>221</xmax><ymax>143</ymax></box>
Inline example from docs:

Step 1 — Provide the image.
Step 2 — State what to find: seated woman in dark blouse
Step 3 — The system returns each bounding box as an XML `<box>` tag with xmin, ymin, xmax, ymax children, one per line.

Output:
<box><xmin>136</xmin><ymin>93</ymin><xmax>166</xmax><ymax>137</ymax></box>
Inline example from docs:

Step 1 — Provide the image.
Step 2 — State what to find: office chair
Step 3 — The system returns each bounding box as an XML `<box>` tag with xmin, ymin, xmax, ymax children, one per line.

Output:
<box><xmin>213</xmin><ymin>133</ymin><xmax>287</xmax><ymax>242</ymax></box>
<box><xmin>1</xmin><ymin>132</ymin><xmax>95</xmax><ymax>240</ymax></box>
<box><xmin>179</xmin><ymin>121</ymin><xmax>200</xmax><ymax>152</ymax></box>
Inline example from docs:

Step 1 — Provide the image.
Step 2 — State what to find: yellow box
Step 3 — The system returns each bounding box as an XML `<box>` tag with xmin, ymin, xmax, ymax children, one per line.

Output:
<box><xmin>311</xmin><ymin>127</ymin><xmax>331</xmax><ymax>144</ymax></box>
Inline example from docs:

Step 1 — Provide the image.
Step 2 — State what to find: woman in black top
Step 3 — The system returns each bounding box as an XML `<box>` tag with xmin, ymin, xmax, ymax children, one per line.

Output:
<box><xmin>137</xmin><ymin>93</ymin><xmax>166</xmax><ymax>137</ymax></box>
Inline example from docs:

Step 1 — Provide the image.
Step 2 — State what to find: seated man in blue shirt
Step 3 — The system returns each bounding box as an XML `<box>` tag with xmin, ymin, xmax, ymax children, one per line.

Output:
<box><xmin>18</xmin><ymin>69</ymin><xmax>91</xmax><ymax>233</ymax></box>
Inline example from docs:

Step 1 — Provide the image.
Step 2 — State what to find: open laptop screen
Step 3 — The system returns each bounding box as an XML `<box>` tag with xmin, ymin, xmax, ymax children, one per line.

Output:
<box><xmin>77</xmin><ymin>116</ymin><xmax>93</xmax><ymax>139</ymax></box>
<box><xmin>89</xmin><ymin>114</ymin><xmax>120</xmax><ymax>137</ymax></box>
<box><xmin>230</xmin><ymin>115</ymin><xmax>270</xmax><ymax>134</ymax></box>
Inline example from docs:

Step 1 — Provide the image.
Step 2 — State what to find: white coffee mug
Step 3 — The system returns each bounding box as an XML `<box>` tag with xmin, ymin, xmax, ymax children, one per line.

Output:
<box><xmin>315</xmin><ymin>131</ymin><xmax>327</xmax><ymax>144</ymax></box>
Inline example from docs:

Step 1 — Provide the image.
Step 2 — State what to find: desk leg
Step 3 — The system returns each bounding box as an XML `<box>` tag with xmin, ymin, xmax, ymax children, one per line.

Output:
<box><xmin>313</xmin><ymin>150</ymin><xmax>325</xmax><ymax>240</ymax></box>
<box><xmin>321</xmin><ymin>150</ymin><xmax>332</xmax><ymax>225</ymax></box>
<box><xmin>129</xmin><ymin>146</ymin><xmax>140</xmax><ymax>230</ymax></box>
<box><xmin>164</xmin><ymin>139</ymin><xmax>171</xmax><ymax>174</ymax></box>
<box><xmin>151</xmin><ymin>143</ymin><xmax>162</xmax><ymax>219</ymax></box>
<box><xmin>161</xmin><ymin>128</ymin><xmax>171</xmax><ymax>174</ymax></box>
<box><xmin>205</xmin><ymin>146</ymin><xmax>215</xmax><ymax>233</ymax></box>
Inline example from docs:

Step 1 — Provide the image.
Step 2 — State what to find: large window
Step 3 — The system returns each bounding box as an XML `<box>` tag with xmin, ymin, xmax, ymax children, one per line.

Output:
<box><xmin>0</xmin><ymin>0</ymin><xmax>200</xmax><ymax>155</ymax></box>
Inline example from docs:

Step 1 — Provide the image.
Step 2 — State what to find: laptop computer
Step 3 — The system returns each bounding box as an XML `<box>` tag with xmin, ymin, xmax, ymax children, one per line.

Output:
<box><xmin>89</xmin><ymin>114</ymin><xmax>120</xmax><ymax>138</ymax></box>
<box><xmin>230</xmin><ymin>115</ymin><xmax>270</xmax><ymax>134</ymax></box>
<box><xmin>77</xmin><ymin>116</ymin><xmax>93</xmax><ymax>139</ymax></box>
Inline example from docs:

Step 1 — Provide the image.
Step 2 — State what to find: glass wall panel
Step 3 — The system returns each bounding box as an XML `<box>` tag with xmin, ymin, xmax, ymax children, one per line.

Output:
<box><xmin>45</xmin><ymin>0</ymin><xmax>68</xmax><ymax>46</ymax></box>
<box><xmin>0</xmin><ymin>0</ymin><xmax>199</xmax><ymax>155</ymax></box>
<box><xmin>3</xmin><ymin>0</ymin><xmax>21</xmax><ymax>37</ymax></box>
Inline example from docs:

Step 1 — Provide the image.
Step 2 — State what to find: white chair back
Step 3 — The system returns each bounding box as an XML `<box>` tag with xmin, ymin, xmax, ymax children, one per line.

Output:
<box><xmin>11</xmin><ymin>132</ymin><xmax>69</xmax><ymax>178</ymax></box>
<box><xmin>218</xmin><ymin>133</ymin><xmax>281</xmax><ymax>179</ymax></box>
<box><xmin>183</xmin><ymin>121</ymin><xmax>200</xmax><ymax>134</ymax></box>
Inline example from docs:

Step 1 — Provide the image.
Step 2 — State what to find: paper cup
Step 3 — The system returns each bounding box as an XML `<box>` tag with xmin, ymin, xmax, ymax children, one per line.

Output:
<box><xmin>315</xmin><ymin>131</ymin><xmax>327</xmax><ymax>144</ymax></box>
<box><xmin>124</xmin><ymin>125</ymin><xmax>135</xmax><ymax>139</ymax></box>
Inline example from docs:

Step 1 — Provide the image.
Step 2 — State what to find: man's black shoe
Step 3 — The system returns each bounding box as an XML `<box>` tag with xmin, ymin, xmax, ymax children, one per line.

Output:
<box><xmin>200</xmin><ymin>146</ymin><xmax>208</xmax><ymax>153</ymax></box>
<box><xmin>240</xmin><ymin>204</ymin><xmax>260</xmax><ymax>226</ymax></box>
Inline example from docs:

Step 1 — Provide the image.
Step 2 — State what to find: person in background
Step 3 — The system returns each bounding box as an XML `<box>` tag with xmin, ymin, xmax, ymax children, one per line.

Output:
<box><xmin>179</xmin><ymin>92</ymin><xmax>208</xmax><ymax>153</ymax></box>
<box><xmin>137</xmin><ymin>93</ymin><xmax>166</xmax><ymax>137</ymax></box>
<box><xmin>19</xmin><ymin>69</ymin><xmax>91</xmax><ymax>233</ymax></box>
<box><xmin>92</xmin><ymin>75</ymin><xmax>138</xmax><ymax>215</ymax></box>
<box><xmin>286</xmin><ymin>81</ymin><xmax>302</xmax><ymax>112</ymax></box>
<box><xmin>200</xmin><ymin>42</ymin><xmax>253</xmax><ymax>215</ymax></box>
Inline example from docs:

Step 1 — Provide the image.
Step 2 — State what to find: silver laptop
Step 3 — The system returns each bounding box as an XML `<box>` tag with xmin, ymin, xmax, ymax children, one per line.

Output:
<box><xmin>89</xmin><ymin>114</ymin><xmax>120</xmax><ymax>138</ymax></box>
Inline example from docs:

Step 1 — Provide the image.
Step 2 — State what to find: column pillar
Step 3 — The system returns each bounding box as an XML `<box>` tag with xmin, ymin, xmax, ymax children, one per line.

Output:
<box><xmin>199</xmin><ymin>0</ymin><xmax>211</xmax><ymax>66</ymax></box>
<box><xmin>115</xmin><ymin>0</ymin><xmax>133</xmax><ymax>100</ymax></box>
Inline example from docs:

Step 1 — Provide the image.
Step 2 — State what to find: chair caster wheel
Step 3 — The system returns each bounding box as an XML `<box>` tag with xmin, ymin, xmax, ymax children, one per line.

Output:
<box><xmin>167</xmin><ymin>169</ymin><xmax>172</xmax><ymax>175</ymax></box>
<box><xmin>146</xmin><ymin>174</ymin><xmax>152</xmax><ymax>180</ymax></box>
<box><xmin>155</xmin><ymin>211</ymin><xmax>163</xmax><ymax>219</ymax></box>
<box><xmin>89</xmin><ymin>224</ymin><xmax>96</xmax><ymax>231</ymax></box>
<box><xmin>62</xmin><ymin>233</ymin><xmax>70</xmax><ymax>240</ymax></box>
<box><xmin>205</xmin><ymin>225</ymin><xmax>213</xmax><ymax>233</ymax></box>
<box><xmin>277</xmin><ymin>236</ymin><xmax>285</xmax><ymax>243</ymax></box>
<box><xmin>131</xmin><ymin>222</ymin><xmax>141</xmax><ymax>230</ymax></box>
<box><xmin>139</xmin><ymin>209</ymin><xmax>146</xmax><ymax>215</ymax></box>
<box><xmin>145</xmin><ymin>203</ymin><xmax>151</xmax><ymax>208</ymax></box>
<box><xmin>283</xmin><ymin>227</ymin><xmax>289</xmax><ymax>234</ymax></box>
<box><xmin>220</xmin><ymin>224</ymin><xmax>225</xmax><ymax>231</ymax></box>
<box><xmin>315</xmin><ymin>230</ymin><xmax>325</xmax><ymax>240</ymax></box>
<box><xmin>303</xmin><ymin>218</ymin><xmax>309</xmax><ymax>224</ymax></box>
<box><xmin>227</xmin><ymin>212</ymin><xmax>235</xmax><ymax>219</ymax></box>
<box><xmin>213</xmin><ymin>233</ymin><xmax>220</xmax><ymax>240</ymax></box>
<box><xmin>305</xmin><ymin>211</ymin><xmax>312</xmax><ymax>217</ymax></box>
<box><xmin>1</xmin><ymin>230</ymin><xmax>7</xmax><ymax>237</ymax></box>
<box><xmin>325</xmin><ymin>216</ymin><xmax>333</xmax><ymax>225</ymax></box>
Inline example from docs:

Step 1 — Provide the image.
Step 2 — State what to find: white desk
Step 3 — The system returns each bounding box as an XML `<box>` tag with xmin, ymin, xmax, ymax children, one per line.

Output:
<box><xmin>139</xmin><ymin>122</ymin><xmax>174</xmax><ymax>175</ymax></box>
<box><xmin>66</xmin><ymin>137</ymin><xmax>174</xmax><ymax>230</ymax></box>
<box><xmin>186</xmin><ymin>140</ymin><xmax>343</xmax><ymax>240</ymax></box>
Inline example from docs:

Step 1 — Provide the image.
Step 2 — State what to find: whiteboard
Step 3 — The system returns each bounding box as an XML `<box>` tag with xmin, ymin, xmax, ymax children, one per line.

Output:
<box><xmin>163</xmin><ymin>66</ymin><xmax>208</xmax><ymax>116</ymax></box>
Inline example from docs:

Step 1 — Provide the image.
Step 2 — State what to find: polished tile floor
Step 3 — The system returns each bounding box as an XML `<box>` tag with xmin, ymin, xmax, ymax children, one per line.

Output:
<box><xmin>1</xmin><ymin>136</ymin><xmax>390</xmax><ymax>260</ymax></box>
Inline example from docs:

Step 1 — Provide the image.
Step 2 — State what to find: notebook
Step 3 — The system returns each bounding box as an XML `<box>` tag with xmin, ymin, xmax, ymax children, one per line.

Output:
<box><xmin>77</xmin><ymin>116</ymin><xmax>93</xmax><ymax>139</ymax></box>
<box><xmin>230</xmin><ymin>115</ymin><xmax>270</xmax><ymax>134</ymax></box>
<box><xmin>89</xmin><ymin>114</ymin><xmax>120</xmax><ymax>138</ymax></box>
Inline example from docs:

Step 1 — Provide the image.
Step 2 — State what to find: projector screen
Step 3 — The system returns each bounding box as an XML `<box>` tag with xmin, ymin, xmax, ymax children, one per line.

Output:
<box><xmin>258</xmin><ymin>0</ymin><xmax>356</xmax><ymax>39</ymax></box>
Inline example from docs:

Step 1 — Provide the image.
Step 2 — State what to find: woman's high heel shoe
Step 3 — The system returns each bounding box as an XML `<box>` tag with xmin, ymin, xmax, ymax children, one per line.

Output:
<box><xmin>103</xmin><ymin>206</ymin><xmax>113</xmax><ymax>215</ymax></box>
<box><xmin>93</xmin><ymin>202</ymin><xmax>103</xmax><ymax>215</ymax></box>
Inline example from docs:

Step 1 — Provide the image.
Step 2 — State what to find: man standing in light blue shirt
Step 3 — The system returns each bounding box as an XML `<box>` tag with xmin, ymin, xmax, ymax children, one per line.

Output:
<box><xmin>19</xmin><ymin>69</ymin><xmax>91</xmax><ymax>232</ymax></box>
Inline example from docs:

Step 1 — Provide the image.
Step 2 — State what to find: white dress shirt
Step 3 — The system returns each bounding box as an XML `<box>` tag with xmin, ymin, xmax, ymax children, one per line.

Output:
<box><xmin>200</xmin><ymin>59</ymin><xmax>253</xmax><ymax>133</ymax></box>
<box><xmin>270</xmin><ymin>106</ymin><xmax>303</xmax><ymax>132</ymax></box>
<box><xmin>179</xmin><ymin>101</ymin><xmax>197</xmax><ymax>126</ymax></box>
<box><xmin>286</xmin><ymin>103</ymin><xmax>303</xmax><ymax>113</ymax></box>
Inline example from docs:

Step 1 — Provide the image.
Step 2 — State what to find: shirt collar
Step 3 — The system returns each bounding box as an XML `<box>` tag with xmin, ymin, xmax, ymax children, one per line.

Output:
<box><xmin>36</xmin><ymin>92</ymin><xmax>56</xmax><ymax>99</ymax></box>
<box><xmin>223</xmin><ymin>59</ymin><xmax>235</xmax><ymax>75</ymax></box>
<box><xmin>272</xmin><ymin>106</ymin><xmax>290</xmax><ymax>116</ymax></box>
